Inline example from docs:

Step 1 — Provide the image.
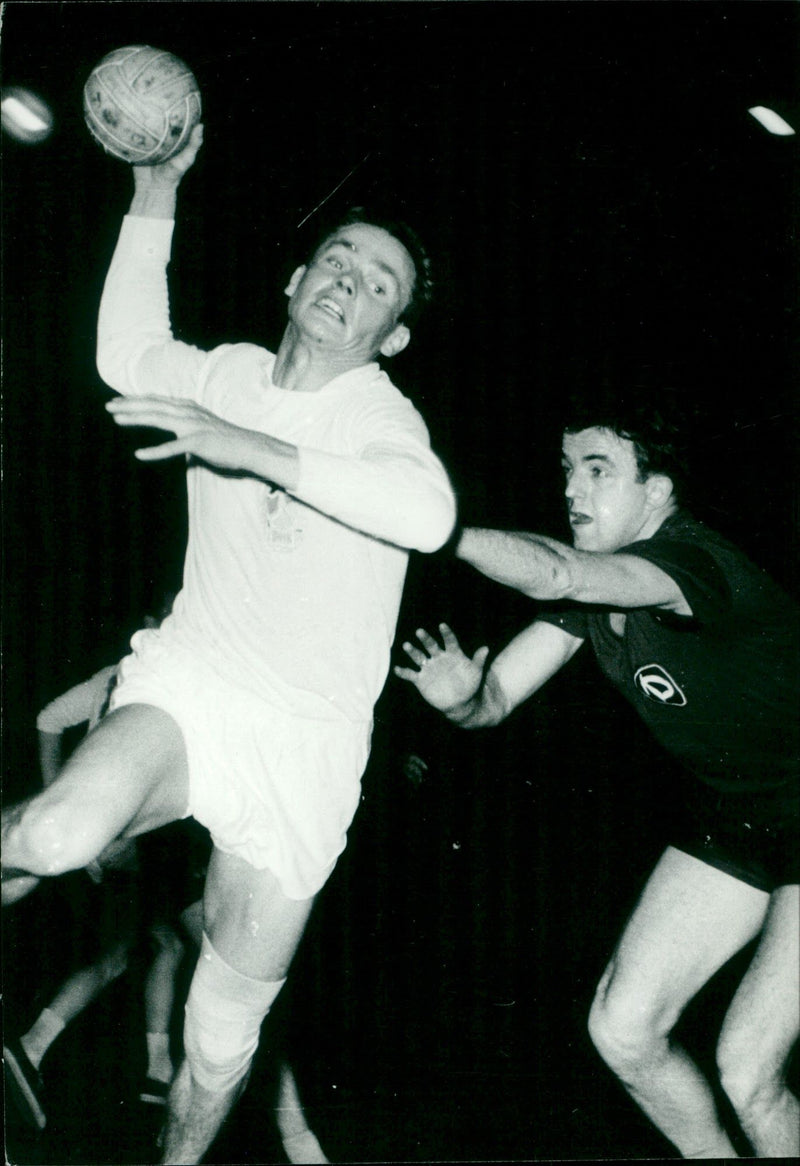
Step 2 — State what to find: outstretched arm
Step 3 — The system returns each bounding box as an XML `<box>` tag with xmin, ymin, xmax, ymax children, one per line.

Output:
<box><xmin>395</xmin><ymin>619</ymin><xmax>583</xmax><ymax>728</ymax></box>
<box><xmin>456</xmin><ymin>527</ymin><xmax>691</xmax><ymax>614</ymax></box>
<box><xmin>105</xmin><ymin>396</ymin><xmax>456</xmax><ymax>552</ymax></box>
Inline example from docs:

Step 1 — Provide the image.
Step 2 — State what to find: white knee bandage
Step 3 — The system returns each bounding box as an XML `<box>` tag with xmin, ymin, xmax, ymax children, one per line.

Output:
<box><xmin>183</xmin><ymin>932</ymin><xmax>286</xmax><ymax>1093</ymax></box>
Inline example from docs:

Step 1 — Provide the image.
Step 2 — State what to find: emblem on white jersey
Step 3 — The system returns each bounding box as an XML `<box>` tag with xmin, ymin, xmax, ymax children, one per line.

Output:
<box><xmin>634</xmin><ymin>663</ymin><xmax>687</xmax><ymax>706</ymax></box>
<box><xmin>262</xmin><ymin>487</ymin><xmax>303</xmax><ymax>551</ymax></box>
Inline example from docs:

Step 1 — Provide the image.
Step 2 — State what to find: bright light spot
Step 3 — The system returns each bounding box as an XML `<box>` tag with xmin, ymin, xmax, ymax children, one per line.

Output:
<box><xmin>748</xmin><ymin>106</ymin><xmax>796</xmax><ymax>136</ymax></box>
<box><xmin>2</xmin><ymin>96</ymin><xmax>47</xmax><ymax>132</ymax></box>
<box><xmin>1</xmin><ymin>86</ymin><xmax>54</xmax><ymax>143</ymax></box>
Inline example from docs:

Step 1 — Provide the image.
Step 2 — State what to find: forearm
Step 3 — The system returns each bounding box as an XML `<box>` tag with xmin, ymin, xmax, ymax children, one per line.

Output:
<box><xmin>242</xmin><ymin>437</ymin><xmax>457</xmax><ymax>552</ymax></box>
<box><xmin>294</xmin><ymin>446</ymin><xmax>456</xmax><ymax>552</ymax></box>
<box><xmin>456</xmin><ymin>528</ymin><xmax>574</xmax><ymax>600</ymax></box>
<box><xmin>128</xmin><ymin>184</ymin><xmax>179</xmax><ymax>220</ymax></box>
<box><xmin>444</xmin><ymin>667</ymin><xmax>509</xmax><ymax>729</ymax></box>
<box><xmin>457</xmin><ymin>528</ymin><xmax>690</xmax><ymax>610</ymax></box>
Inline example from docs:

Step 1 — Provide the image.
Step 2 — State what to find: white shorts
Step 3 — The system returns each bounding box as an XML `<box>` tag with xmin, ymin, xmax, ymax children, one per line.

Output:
<box><xmin>110</xmin><ymin>628</ymin><xmax>371</xmax><ymax>900</ymax></box>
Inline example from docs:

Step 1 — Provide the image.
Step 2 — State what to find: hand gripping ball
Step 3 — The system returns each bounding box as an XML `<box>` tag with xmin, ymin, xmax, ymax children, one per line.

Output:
<box><xmin>83</xmin><ymin>45</ymin><xmax>201</xmax><ymax>165</ymax></box>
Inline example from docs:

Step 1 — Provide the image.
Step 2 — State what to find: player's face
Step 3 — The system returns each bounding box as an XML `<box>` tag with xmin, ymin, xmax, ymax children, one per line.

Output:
<box><xmin>285</xmin><ymin>223</ymin><xmax>416</xmax><ymax>362</ymax></box>
<box><xmin>562</xmin><ymin>427</ymin><xmax>665</xmax><ymax>552</ymax></box>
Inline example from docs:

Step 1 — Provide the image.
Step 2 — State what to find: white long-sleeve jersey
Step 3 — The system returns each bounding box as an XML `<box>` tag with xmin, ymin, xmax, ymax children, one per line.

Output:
<box><xmin>97</xmin><ymin>216</ymin><xmax>456</xmax><ymax>724</ymax></box>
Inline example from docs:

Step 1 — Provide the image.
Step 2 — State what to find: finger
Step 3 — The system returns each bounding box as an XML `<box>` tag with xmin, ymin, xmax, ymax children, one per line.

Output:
<box><xmin>439</xmin><ymin>623</ymin><xmax>461</xmax><ymax>651</ymax></box>
<box><xmin>393</xmin><ymin>665</ymin><xmax>421</xmax><ymax>683</ymax></box>
<box><xmin>134</xmin><ymin>438</ymin><xmax>191</xmax><ymax>461</ymax></box>
<box><xmin>106</xmin><ymin>397</ymin><xmax>192</xmax><ymax>417</ymax></box>
<box><xmin>401</xmin><ymin>642</ymin><xmax>429</xmax><ymax>667</ymax></box>
<box><xmin>108</xmin><ymin>412</ymin><xmax>179</xmax><ymax>431</ymax></box>
<box><xmin>473</xmin><ymin>645</ymin><xmax>490</xmax><ymax>669</ymax></box>
<box><xmin>173</xmin><ymin>123</ymin><xmax>204</xmax><ymax>169</ymax></box>
<box><xmin>106</xmin><ymin>394</ymin><xmax>173</xmax><ymax>408</ymax></box>
<box><xmin>415</xmin><ymin>628</ymin><xmax>442</xmax><ymax>655</ymax></box>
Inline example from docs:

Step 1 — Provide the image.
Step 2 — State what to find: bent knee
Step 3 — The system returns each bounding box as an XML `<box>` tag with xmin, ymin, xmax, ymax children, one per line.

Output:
<box><xmin>100</xmin><ymin>941</ymin><xmax>132</xmax><ymax>983</ymax></box>
<box><xmin>588</xmin><ymin>976</ymin><xmax>673</xmax><ymax>1071</ymax></box>
<box><xmin>717</xmin><ymin>1032</ymin><xmax>786</xmax><ymax>1116</ymax></box>
<box><xmin>4</xmin><ymin>797</ymin><xmax>103</xmax><ymax>877</ymax></box>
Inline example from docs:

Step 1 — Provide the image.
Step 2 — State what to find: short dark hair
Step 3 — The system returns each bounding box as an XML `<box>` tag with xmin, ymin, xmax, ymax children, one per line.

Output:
<box><xmin>563</xmin><ymin>396</ymin><xmax>692</xmax><ymax>506</ymax></box>
<box><xmin>311</xmin><ymin>205</ymin><xmax>434</xmax><ymax>329</ymax></box>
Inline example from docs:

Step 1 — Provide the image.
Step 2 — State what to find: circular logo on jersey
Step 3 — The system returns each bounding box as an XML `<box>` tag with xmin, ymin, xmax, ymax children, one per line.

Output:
<box><xmin>634</xmin><ymin>663</ymin><xmax>687</xmax><ymax>706</ymax></box>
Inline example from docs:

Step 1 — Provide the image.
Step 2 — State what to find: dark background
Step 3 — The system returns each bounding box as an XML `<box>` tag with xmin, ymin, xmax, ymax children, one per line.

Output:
<box><xmin>2</xmin><ymin>2</ymin><xmax>798</xmax><ymax>1162</ymax></box>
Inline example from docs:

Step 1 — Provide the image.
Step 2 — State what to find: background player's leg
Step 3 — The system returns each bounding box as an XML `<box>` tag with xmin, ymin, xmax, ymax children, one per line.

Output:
<box><xmin>34</xmin><ymin>939</ymin><xmax>132</xmax><ymax>1053</ymax></box>
<box><xmin>2</xmin><ymin>705</ymin><xmax>189</xmax><ymax>896</ymax></box>
<box><xmin>275</xmin><ymin>1061</ymin><xmax>329</xmax><ymax>1164</ymax></box>
<box><xmin>161</xmin><ymin>849</ymin><xmax>315</xmax><ymax>1165</ymax></box>
<box><xmin>179</xmin><ymin>899</ymin><xmax>205</xmax><ymax>946</ymax></box>
<box><xmin>716</xmin><ymin>883</ymin><xmax>800</xmax><ymax>1157</ymax></box>
<box><xmin>588</xmin><ymin>846</ymin><xmax>769</xmax><ymax>1158</ymax></box>
<box><xmin>4</xmin><ymin>937</ymin><xmax>133</xmax><ymax>1129</ymax></box>
<box><xmin>141</xmin><ymin>923</ymin><xmax>187</xmax><ymax>1104</ymax></box>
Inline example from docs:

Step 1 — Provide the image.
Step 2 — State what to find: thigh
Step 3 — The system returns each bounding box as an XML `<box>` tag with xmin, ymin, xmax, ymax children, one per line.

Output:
<box><xmin>720</xmin><ymin>884</ymin><xmax>800</xmax><ymax>1065</ymax></box>
<box><xmin>599</xmin><ymin>847</ymin><xmax>770</xmax><ymax>1027</ymax></box>
<box><xmin>40</xmin><ymin>704</ymin><xmax>190</xmax><ymax>850</ymax></box>
<box><xmin>202</xmin><ymin>847</ymin><xmax>315</xmax><ymax>981</ymax></box>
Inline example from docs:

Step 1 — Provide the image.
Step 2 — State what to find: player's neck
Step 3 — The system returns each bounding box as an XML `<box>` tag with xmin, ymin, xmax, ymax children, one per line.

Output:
<box><xmin>272</xmin><ymin>329</ymin><xmax>373</xmax><ymax>393</ymax></box>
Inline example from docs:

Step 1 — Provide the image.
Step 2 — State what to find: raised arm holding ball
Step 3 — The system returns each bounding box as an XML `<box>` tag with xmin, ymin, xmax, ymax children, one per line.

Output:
<box><xmin>3</xmin><ymin>106</ymin><xmax>456</xmax><ymax>1166</ymax></box>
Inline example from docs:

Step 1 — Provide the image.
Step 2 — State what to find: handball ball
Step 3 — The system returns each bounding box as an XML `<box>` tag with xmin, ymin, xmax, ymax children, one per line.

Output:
<box><xmin>83</xmin><ymin>45</ymin><xmax>201</xmax><ymax>165</ymax></box>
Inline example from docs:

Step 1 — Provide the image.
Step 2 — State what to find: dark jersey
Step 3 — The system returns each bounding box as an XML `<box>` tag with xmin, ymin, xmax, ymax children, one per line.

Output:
<box><xmin>538</xmin><ymin>513</ymin><xmax>799</xmax><ymax>817</ymax></box>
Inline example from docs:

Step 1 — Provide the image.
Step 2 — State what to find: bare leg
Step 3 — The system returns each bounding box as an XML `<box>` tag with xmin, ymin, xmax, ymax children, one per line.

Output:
<box><xmin>22</xmin><ymin>940</ymin><xmax>131</xmax><ymax>1067</ymax></box>
<box><xmin>276</xmin><ymin>1061</ymin><xmax>329</xmax><ymax>1164</ymax></box>
<box><xmin>2</xmin><ymin>799</ymin><xmax>43</xmax><ymax>902</ymax></box>
<box><xmin>141</xmin><ymin>903</ymin><xmax>205</xmax><ymax>1104</ymax></box>
<box><xmin>161</xmin><ymin>849</ymin><xmax>315</xmax><ymax>1165</ymax></box>
<box><xmin>3</xmin><ymin>874</ymin><xmax>44</xmax><ymax>905</ymax></box>
<box><xmin>717</xmin><ymin>884</ymin><xmax>800</xmax><ymax>1157</ymax></box>
<box><xmin>144</xmin><ymin>924</ymin><xmax>186</xmax><ymax>1084</ymax></box>
<box><xmin>2</xmin><ymin>705</ymin><xmax>189</xmax><ymax>901</ymax></box>
<box><xmin>162</xmin><ymin>1058</ymin><xmax>249</xmax><ymax>1164</ymax></box>
<box><xmin>588</xmin><ymin>847</ymin><xmax>769</xmax><ymax>1159</ymax></box>
<box><xmin>179</xmin><ymin>900</ymin><xmax>205</xmax><ymax>949</ymax></box>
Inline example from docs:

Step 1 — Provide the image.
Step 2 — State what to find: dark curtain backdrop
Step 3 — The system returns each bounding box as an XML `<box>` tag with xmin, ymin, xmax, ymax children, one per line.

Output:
<box><xmin>2</xmin><ymin>3</ymin><xmax>797</xmax><ymax>1163</ymax></box>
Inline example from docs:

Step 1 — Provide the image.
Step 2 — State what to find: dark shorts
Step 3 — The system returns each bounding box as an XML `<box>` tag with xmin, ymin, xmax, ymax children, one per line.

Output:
<box><xmin>671</xmin><ymin>781</ymin><xmax>799</xmax><ymax>893</ymax></box>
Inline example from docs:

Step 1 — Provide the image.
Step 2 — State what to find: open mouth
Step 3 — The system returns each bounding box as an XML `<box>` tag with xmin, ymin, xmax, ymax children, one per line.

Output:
<box><xmin>569</xmin><ymin>512</ymin><xmax>592</xmax><ymax>526</ymax></box>
<box><xmin>314</xmin><ymin>296</ymin><xmax>345</xmax><ymax>323</ymax></box>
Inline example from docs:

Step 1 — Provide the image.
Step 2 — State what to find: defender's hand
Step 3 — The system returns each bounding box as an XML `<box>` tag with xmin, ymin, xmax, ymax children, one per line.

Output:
<box><xmin>394</xmin><ymin>623</ymin><xmax>489</xmax><ymax>713</ymax></box>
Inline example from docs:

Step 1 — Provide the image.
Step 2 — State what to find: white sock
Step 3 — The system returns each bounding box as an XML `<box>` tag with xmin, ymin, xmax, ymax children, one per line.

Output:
<box><xmin>281</xmin><ymin>1129</ymin><xmax>329</xmax><ymax>1164</ymax></box>
<box><xmin>145</xmin><ymin>1031</ymin><xmax>173</xmax><ymax>1083</ymax></box>
<box><xmin>20</xmin><ymin>1008</ymin><xmax>66</xmax><ymax>1069</ymax></box>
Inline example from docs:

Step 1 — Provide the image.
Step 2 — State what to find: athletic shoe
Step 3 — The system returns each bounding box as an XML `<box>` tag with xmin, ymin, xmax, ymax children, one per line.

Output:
<box><xmin>3</xmin><ymin>1038</ymin><xmax>46</xmax><ymax>1129</ymax></box>
<box><xmin>139</xmin><ymin>1076</ymin><xmax>169</xmax><ymax>1105</ymax></box>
